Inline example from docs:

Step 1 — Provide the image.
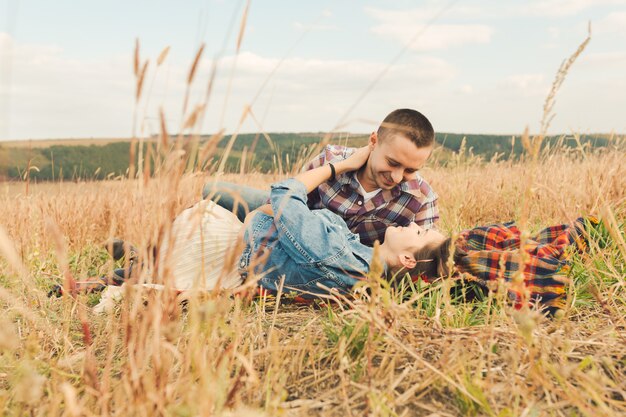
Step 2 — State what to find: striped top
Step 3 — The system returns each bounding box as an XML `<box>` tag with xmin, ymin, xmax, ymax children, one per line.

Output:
<box><xmin>158</xmin><ymin>200</ymin><xmax>244</xmax><ymax>291</ymax></box>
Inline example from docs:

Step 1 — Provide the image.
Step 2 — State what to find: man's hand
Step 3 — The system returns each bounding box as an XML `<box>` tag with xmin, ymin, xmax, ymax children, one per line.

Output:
<box><xmin>335</xmin><ymin>145</ymin><xmax>371</xmax><ymax>174</ymax></box>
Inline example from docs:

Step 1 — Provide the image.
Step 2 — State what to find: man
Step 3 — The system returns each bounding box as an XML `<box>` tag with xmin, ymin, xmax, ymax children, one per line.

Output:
<box><xmin>203</xmin><ymin>108</ymin><xmax>439</xmax><ymax>246</ymax></box>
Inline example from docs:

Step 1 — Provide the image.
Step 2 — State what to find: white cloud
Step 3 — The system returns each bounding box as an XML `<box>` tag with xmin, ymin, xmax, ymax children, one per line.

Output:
<box><xmin>580</xmin><ymin>51</ymin><xmax>626</xmax><ymax>67</ymax></box>
<box><xmin>365</xmin><ymin>6</ymin><xmax>436</xmax><ymax>23</ymax></box>
<box><xmin>223</xmin><ymin>52</ymin><xmax>456</xmax><ymax>87</ymax></box>
<box><xmin>518</xmin><ymin>0</ymin><xmax>626</xmax><ymax>17</ymax></box>
<box><xmin>548</xmin><ymin>27</ymin><xmax>561</xmax><ymax>39</ymax></box>
<box><xmin>373</xmin><ymin>23</ymin><xmax>492</xmax><ymax>51</ymax></box>
<box><xmin>458</xmin><ymin>84</ymin><xmax>474</xmax><ymax>94</ymax></box>
<box><xmin>208</xmin><ymin>51</ymin><xmax>458</xmax><ymax>132</ymax></box>
<box><xmin>0</xmin><ymin>33</ymin><xmax>459</xmax><ymax>139</ymax></box>
<box><xmin>0</xmin><ymin>33</ymin><xmax>139</xmax><ymax>139</ymax></box>
<box><xmin>292</xmin><ymin>22</ymin><xmax>338</xmax><ymax>32</ymax></box>
<box><xmin>364</xmin><ymin>1</ymin><xmax>626</xmax><ymax>23</ymax></box>
<box><xmin>497</xmin><ymin>74</ymin><xmax>548</xmax><ymax>98</ymax></box>
<box><xmin>365</xmin><ymin>4</ymin><xmax>495</xmax><ymax>21</ymax></box>
<box><xmin>365</xmin><ymin>7</ymin><xmax>493</xmax><ymax>51</ymax></box>
<box><xmin>596</xmin><ymin>11</ymin><xmax>626</xmax><ymax>36</ymax></box>
<box><xmin>3</xmin><ymin>17</ymin><xmax>623</xmax><ymax>141</ymax></box>
<box><xmin>0</xmin><ymin>32</ymin><xmax>11</xmax><ymax>48</ymax></box>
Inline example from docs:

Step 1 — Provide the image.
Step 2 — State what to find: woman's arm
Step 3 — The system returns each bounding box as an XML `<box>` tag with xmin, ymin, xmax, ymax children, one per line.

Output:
<box><xmin>251</xmin><ymin>204</ymin><xmax>273</xmax><ymax>216</ymax></box>
<box><xmin>243</xmin><ymin>145</ymin><xmax>371</xmax><ymax>224</ymax></box>
<box><xmin>241</xmin><ymin>204</ymin><xmax>273</xmax><ymax>231</ymax></box>
<box><xmin>241</xmin><ymin>147</ymin><xmax>371</xmax><ymax>263</ymax></box>
<box><xmin>294</xmin><ymin>146</ymin><xmax>371</xmax><ymax>193</ymax></box>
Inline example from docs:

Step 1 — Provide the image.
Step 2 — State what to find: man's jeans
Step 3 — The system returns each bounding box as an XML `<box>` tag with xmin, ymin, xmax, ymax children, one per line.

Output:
<box><xmin>202</xmin><ymin>181</ymin><xmax>270</xmax><ymax>222</ymax></box>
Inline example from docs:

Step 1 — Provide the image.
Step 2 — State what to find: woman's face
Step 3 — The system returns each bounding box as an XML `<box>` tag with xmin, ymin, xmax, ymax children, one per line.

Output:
<box><xmin>383</xmin><ymin>222</ymin><xmax>446</xmax><ymax>254</ymax></box>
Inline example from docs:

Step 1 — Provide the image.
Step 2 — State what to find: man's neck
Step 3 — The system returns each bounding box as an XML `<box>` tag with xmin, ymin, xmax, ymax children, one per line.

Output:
<box><xmin>356</xmin><ymin>165</ymin><xmax>377</xmax><ymax>193</ymax></box>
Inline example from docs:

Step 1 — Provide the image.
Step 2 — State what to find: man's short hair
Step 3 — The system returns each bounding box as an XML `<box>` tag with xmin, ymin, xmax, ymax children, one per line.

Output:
<box><xmin>377</xmin><ymin>108</ymin><xmax>435</xmax><ymax>148</ymax></box>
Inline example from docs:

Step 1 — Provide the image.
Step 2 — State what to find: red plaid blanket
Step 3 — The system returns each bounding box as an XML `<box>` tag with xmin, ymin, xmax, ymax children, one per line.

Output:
<box><xmin>452</xmin><ymin>217</ymin><xmax>597</xmax><ymax>313</ymax></box>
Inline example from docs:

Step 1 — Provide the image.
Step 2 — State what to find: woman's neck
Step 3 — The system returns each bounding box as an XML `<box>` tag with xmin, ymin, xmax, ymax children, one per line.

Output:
<box><xmin>375</xmin><ymin>243</ymin><xmax>396</xmax><ymax>270</ymax></box>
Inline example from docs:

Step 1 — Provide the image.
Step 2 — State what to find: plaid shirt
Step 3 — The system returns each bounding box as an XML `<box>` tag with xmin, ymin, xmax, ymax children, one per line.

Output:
<box><xmin>305</xmin><ymin>145</ymin><xmax>439</xmax><ymax>246</ymax></box>
<box><xmin>452</xmin><ymin>217</ymin><xmax>597</xmax><ymax>313</ymax></box>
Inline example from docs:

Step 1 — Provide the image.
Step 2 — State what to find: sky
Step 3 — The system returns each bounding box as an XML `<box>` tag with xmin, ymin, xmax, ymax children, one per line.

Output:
<box><xmin>1</xmin><ymin>0</ymin><xmax>625</xmax><ymax>140</ymax></box>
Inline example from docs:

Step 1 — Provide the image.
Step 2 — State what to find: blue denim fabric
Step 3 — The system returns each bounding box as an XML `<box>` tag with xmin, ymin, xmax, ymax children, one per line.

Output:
<box><xmin>203</xmin><ymin>181</ymin><xmax>270</xmax><ymax>222</ymax></box>
<box><xmin>238</xmin><ymin>178</ymin><xmax>374</xmax><ymax>297</ymax></box>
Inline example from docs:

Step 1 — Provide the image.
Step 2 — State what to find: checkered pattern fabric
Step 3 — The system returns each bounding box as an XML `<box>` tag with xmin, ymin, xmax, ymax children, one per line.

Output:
<box><xmin>453</xmin><ymin>217</ymin><xmax>597</xmax><ymax>312</ymax></box>
<box><xmin>305</xmin><ymin>144</ymin><xmax>439</xmax><ymax>246</ymax></box>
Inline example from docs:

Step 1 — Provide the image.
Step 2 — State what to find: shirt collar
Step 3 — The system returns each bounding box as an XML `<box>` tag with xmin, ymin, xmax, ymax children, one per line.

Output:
<box><xmin>337</xmin><ymin>170</ymin><xmax>404</xmax><ymax>198</ymax></box>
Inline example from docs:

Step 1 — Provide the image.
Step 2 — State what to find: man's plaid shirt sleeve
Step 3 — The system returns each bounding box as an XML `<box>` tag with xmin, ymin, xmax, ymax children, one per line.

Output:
<box><xmin>302</xmin><ymin>145</ymin><xmax>347</xmax><ymax>207</ymax></box>
<box><xmin>413</xmin><ymin>183</ymin><xmax>439</xmax><ymax>229</ymax></box>
<box><xmin>304</xmin><ymin>149</ymin><xmax>325</xmax><ymax>171</ymax></box>
<box><xmin>303</xmin><ymin>145</ymin><xmax>351</xmax><ymax>172</ymax></box>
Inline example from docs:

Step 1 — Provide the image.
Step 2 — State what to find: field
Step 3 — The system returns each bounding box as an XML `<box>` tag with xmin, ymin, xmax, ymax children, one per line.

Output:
<box><xmin>1</xmin><ymin>20</ymin><xmax>625</xmax><ymax>416</ymax></box>
<box><xmin>0</xmin><ymin>139</ymin><xmax>625</xmax><ymax>416</ymax></box>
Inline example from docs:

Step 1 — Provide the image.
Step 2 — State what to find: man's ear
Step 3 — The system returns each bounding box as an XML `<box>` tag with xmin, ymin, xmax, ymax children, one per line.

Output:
<box><xmin>369</xmin><ymin>132</ymin><xmax>378</xmax><ymax>149</ymax></box>
<box><xmin>398</xmin><ymin>253</ymin><xmax>417</xmax><ymax>269</ymax></box>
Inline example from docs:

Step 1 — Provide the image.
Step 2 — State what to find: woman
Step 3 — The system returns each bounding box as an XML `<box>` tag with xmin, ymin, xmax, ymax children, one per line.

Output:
<box><xmin>57</xmin><ymin>147</ymin><xmax>595</xmax><ymax>316</ymax></box>
<box><xmin>155</xmin><ymin>146</ymin><xmax>445</xmax><ymax>298</ymax></box>
<box><xmin>54</xmin><ymin>147</ymin><xmax>441</xmax><ymax>308</ymax></box>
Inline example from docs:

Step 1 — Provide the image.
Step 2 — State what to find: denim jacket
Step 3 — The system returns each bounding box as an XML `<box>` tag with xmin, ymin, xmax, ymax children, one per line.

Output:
<box><xmin>238</xmin><ymin>178</ymin><xmax>374</xmax><ymax>297</ymax></box>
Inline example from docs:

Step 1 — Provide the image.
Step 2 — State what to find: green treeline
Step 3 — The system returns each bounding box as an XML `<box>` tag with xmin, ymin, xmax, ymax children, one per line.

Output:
<box><xmin>436</xmin><ymin>133</ymin><xmax>612</xmax><ymax>157</ymax></box>
<box><xmin>0</xmin><ymin>142</ymin><xmax>134</xmax><ymax>180</ymax></box>
<box><xmin>0</xmin><ymin>132</ymin><xmax>615</xmax><ymax>181</ymax></box>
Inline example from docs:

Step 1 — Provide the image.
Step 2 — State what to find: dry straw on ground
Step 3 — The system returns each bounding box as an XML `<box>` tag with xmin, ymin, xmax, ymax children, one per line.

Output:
<box><xmin>0</xmin><ymin>139</ymin><xmax>624</xmax><ymax>416</ymax></box>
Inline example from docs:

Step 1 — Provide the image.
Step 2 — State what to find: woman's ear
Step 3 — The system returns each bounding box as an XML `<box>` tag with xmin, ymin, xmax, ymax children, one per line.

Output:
<box><xmin>397</xmin><ymin>253</ymin><xmax>417</xmax><ymax>269</ymax></box>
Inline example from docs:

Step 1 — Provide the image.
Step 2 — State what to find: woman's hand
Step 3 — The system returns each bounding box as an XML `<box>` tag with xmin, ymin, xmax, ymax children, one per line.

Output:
<box><xmin>293</xmin><ymin>145</ymin><xmax>371</xmax><ymax>194</ymax></box>
<box><xmin>335</xmin><ymin>145</ymin><xmax>371</xmax><ymax>174</ymax></box>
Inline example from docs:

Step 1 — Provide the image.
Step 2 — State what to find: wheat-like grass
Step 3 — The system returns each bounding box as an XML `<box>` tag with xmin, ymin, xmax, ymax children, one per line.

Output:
<box><xmin>0</xmin><ymin>141</ymin><xmax>624</xmax><ymax>416</ymax></box>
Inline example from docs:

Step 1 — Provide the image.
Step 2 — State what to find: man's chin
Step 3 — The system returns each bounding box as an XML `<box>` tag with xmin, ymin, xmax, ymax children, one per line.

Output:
<box><xmin>378</xmin><ymin>180</ymin><xmax>396</xmax><ymax>190</ymax></box>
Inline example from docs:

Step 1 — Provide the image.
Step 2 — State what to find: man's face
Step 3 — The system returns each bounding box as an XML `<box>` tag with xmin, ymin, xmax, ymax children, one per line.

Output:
<box><xmin>362</xmin><ymin>132</ymin><xmax>432</xmax><ymax>191</ymax></box>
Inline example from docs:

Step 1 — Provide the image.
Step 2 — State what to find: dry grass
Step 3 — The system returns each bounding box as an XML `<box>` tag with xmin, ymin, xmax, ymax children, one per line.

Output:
<box><xmin>0</xmin><ymin>142</ymin><xmax>624</xmax><ymax>416</ymax></box>
<box><xmin>1</xmin><ymin>16</ymin><xmax>624</xmax><ymax>417</ymax></box>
